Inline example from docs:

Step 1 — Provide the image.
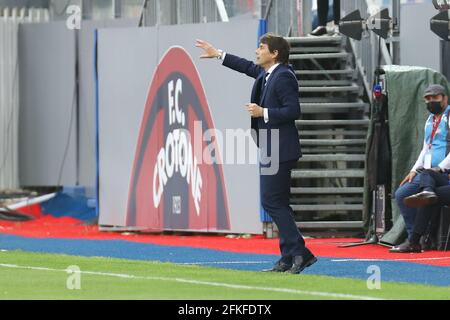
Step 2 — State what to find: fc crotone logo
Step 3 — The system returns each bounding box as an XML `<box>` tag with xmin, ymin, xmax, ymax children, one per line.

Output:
<box><xmin>126</xmin><ymin>47</ymin><xmax>230</xmax><ymax>231</ymax></box>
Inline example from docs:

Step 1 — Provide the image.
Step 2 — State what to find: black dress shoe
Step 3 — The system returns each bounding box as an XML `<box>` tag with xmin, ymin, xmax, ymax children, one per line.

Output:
<box><xmin>403</xmin><ymin>191</ymin><xmax>438</xmax><ymax>208</ymax></box>
<box><xmin>262</xmin><ymin>260</ymin><xmax>292</xmax><ymax>273</ymax></box>
<box><xmin>286</xmin><ymin>251</ymin><xmax>317</xmax><ymax>274</ymax></box>
<box><xmin>310</xmin><ymin>26</ymin><xmax>328</xmax><ymax>36</ymax></box>
<box><xmin>420</xmin><ymin>235</ymin><xmax>438</xmax><ymax>251</ymax></box>
<box><xmin>389</xmin><ymin>239</ymin><xmax>422</xmax><ymax>253</ymax></box>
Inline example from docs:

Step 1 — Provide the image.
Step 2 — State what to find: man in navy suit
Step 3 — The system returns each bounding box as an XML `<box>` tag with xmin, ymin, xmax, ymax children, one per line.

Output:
<box><xmin>196</xmin><ymin>34</ymin><xmax>317</xmax><ymax>274</ymax></box>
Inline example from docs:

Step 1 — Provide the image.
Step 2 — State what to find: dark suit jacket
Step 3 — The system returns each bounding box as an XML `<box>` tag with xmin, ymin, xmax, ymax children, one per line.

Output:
<box><xmin>223</xmin><ymin>53</ymin><xmax>302</xmax><ymax>163</ymax></box>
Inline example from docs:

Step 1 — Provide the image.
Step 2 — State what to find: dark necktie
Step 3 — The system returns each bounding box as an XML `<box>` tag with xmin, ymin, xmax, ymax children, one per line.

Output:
<box><xmin>263</xmin><ymin>72</ymin><xmax>270</xmax><ymax>87</ymax></box>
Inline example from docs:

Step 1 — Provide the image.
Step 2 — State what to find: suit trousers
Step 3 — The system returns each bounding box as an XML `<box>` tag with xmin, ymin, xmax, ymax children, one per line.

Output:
<box><xmin>413</xmin><ymin>170</ymin><xmax>450</xmax><ymax>237</ymax></box>
<box><xmin>260</xmin><ymin>161</ymin><xmax>306</xmax><ymax>264</ymax></box>
<box><xmin>318</xmin><ymin>0</ymin><xmax>341</xmax><ymax>26</ymax></box>
<box><xmin>394</xmin><ymin>175</ymin><xmax>421</xmax><ymax>237</ymax></box>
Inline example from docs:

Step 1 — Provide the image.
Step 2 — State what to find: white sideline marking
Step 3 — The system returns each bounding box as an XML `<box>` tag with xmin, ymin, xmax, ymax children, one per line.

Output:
<box><xmin>332</xmin><ymin>257</ymin><xmax>450</xmax><ymax>263</ymax></box>
<box><xmin>178</xmin><ymin>261</ymin><xmax>272</xmax><ymax>265</ymax></box>
<box><xmin>0</xmin><ymin>263</ymin><xmax>383</xmax><ymax>300</ymax></box>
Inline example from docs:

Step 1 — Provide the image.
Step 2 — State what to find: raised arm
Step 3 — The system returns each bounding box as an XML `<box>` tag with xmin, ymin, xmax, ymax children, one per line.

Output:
<box><xmin>195</xmin><ymin>39</ymin><xmax>263</xmax><ymax>79</ymax></box>
<box><xmin>221</xmin><ymin>53</ymin><xmax>264</xmax><ymax>79</ymax></box>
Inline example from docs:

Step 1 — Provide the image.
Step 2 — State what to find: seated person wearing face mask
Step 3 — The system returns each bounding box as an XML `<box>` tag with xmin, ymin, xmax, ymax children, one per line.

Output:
<box><xmin>391</xmin><ymin>84</ymin><xmax>450</xmax><ymax>253</ymax></box>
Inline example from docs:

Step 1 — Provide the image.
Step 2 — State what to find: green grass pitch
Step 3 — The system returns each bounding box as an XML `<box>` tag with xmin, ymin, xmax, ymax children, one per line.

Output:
<box><xmin>0</xmin><ymin>251</ymin><xmax>449</xmax><ymax>300</ymax></box>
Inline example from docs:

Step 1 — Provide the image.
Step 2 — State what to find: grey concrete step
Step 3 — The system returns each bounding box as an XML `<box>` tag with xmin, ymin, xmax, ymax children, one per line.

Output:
<box><xmin>285</xmin><ymin>37</ymin><xmax>367</xmax><ymax>233</ymax></box>
<box><xmin>290</xmin><ymin>52</ymin><xmax>350</xmax><ymax>60</ymax></box>
<box><xmin>292</xmin><ymin>170</ymin><xmax>365</xmax><ymax>179</ymax></box>
<box><xmin>300</xmin><ymin>97</ymin><xmax>358</xmax><ymax>103</ymax></box>
<box><xmin>299</xmin><ymin>84</ymin><xmax>360</xmax><ymax>93</ymax></box>
<box><xmin>286</xmin><ymin>35</ymin><xmax>344</xmax><ymax>44</ymax></box>
<box><xmin>295</xmin><ymin>221</ymin><xmax>364</xmax><ymax>229</ymax></box>
<box><xmin>301</xmin><ymin>139</ymin><xmax>366</xmax><ymax>146</ymax></box>
<box><xmin>297</xmin><ymin>119</ymin><xmax>370</xmax><ymax>126</ymax></box>
<box><xmin>291</xmin><ymin>187</ymin><xmax>364</xmax><ymax>194</ymax></box>
<box><xmin>292</xmin><ymin>197</ymin><xmax>364</xmax><ymax>204</ymax></box>
<box><xmin>292</xmin><ymin>204</ymin><xmax>364</xmax><ymax>211</ymax></box>
<box><xmin>300</xmin><ymin>130</ymin><xmax>368</xmax><ymax>136</ymax></box>
<box><xmin>298</xmin><ymin>154</ymin><xmax>366</xmax><ymax>162</ymax></box>
<box><xmin>302</xmin><ymin>147</ymin><xmax>366</xmax><ymax>154</ymax></box>
<box><xmin>300</xmin><ymin>80</ymin><xmax>353</xmax><ymax>87</ymax></box>
<box><xmin>301</xmin><ymin>102</ymin><xmax>368</xmax><ymax>114</ymax></box>
<box><xmin>301</xmin><ymin>101</ymin><xmax>366</xmax><ymax>109</ymax></box>
<box><xmin>290</xmin><ymin>46</ymin><xmax>341</xmax><ymax>53</ymax></box>
<box><xmin>296</xmin><ymin>69</ymin><xmax>355</xmax><ymax>76</ymax></box>
<box><xmin>302</xmin><ymin>108</ymin><xmax>367</xmax><ymax>114</ymax></box>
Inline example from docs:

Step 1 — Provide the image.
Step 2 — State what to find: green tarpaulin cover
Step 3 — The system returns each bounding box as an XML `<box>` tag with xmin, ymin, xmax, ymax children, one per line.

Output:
<box><xmin>363</xmin><ymin>65</ymin><xmax>450</xmax><ymax>245</ymax></box>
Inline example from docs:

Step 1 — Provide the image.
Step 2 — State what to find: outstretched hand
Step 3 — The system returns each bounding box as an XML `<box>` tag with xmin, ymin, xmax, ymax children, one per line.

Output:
<box><xmin>195</xmin><ymin>39</ymin><xmax>221</xmax><ymax>59</ymax></box>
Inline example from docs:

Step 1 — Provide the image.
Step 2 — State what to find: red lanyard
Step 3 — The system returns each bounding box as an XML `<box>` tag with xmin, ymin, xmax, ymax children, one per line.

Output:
<box><xmin>429</xmin><ymin>115</ymin><xmax>443</xmax><ymax>148</ymax></box>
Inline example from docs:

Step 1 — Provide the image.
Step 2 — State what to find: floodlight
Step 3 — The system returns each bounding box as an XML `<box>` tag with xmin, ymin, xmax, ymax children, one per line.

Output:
<box><xmin>430</xmin><ymin>10</ymin><xmax>450</xmax><ymax>41</ymax></box>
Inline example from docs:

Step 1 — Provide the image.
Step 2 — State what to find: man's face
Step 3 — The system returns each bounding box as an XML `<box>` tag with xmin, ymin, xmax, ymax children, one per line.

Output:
<box><xmin>424</xmin><ymin>94</ymin><xmax>448</xmax><ymax>106</ymax></box>
<box><xmin>255</xmin><ymin>43</ymin><xmax>278</xmax><ymax>68</ymax></box>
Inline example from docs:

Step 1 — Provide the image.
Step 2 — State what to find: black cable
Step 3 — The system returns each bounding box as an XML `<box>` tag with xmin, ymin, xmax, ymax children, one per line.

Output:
<box><xmin>57</xmin><ymin>62</ymin><xmax>78</xmax><ymax>186</ymax></box>
<box><xmin>0</xmin><ymin>206</ymin><xmax>34</xmax><ymax>221</ymax></box>
<box><xmin>57</xmin><ymin>27</ymin><xmax>80</xmax><ymax>187</ymax></box>
<box><xmin>378</xmin><ymin>35</ymin><xmax>382</xmax><ymax>71</ymax></box>
<box><xmin>57</xmin><ymin>77</ymin><xmax>77</xmax><ymax>187</ymax></box>
<box><xmin>138</xmin><ymin>0</ymin><xmax>149</xmax><ymax>27</ymax></box>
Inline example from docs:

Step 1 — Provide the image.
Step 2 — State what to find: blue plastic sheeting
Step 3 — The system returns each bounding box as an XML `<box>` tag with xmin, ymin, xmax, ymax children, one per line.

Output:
<box><xmin>40</xmin><ymin>192</ymin><xmax>97</xmax><ymax>222</ymax></box>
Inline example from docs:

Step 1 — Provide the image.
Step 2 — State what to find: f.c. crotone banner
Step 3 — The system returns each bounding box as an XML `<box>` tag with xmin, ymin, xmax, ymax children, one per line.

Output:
<box><xmin>126</xmin><ymin>47</ymin><xmax>230</xmax><ymax>232</ymax></box>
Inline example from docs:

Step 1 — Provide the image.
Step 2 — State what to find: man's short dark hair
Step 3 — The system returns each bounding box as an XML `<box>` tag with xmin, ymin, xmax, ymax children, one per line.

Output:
<box><xmin>260</xmin><ymin>33</ymin><xmax>291</xmax><ymax>65</ymax></box>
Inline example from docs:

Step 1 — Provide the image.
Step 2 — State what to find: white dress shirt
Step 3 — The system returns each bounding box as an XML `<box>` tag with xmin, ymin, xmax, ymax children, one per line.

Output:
<box><xmin>262</xmin><ymin>63</ymin><xmax>280</xmax><ymax>123</ymax></box>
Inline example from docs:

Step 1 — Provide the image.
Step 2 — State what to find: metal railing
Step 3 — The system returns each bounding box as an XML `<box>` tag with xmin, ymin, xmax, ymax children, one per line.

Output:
<box><xmin>140</xmin><ymin>0</ymin><xmax>259</xmax><ymax>26</ymax></box>
<box><xmin>262</xmin><ymin>0</ymin><xmax>312</xmax><ymax>37</ymax></box>
<box><xmin>47</xmin><ymin>0</ymin><xmax>258</xmax><ymax>24</ymax></box>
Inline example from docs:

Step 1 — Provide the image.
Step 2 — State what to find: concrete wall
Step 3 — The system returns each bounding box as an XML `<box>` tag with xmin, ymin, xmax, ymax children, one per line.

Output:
<box><xmin>78</xmin><ymin>19</ymin><xmax>138</xmax><ymax>197</ymax></box>
<box><xmin>19</xmin><ymin>22</ymin><xmax>77</xmax><ymax>186</ymax></box>
<box><xmin>18</xmin><ymin>19</ymin><xmax>137</xmax><ymax>190</ymax></box>
<box><xmin>400</xmin><ymin>2</ymin><xmax>441</xmax><ymax>72</ymax></box>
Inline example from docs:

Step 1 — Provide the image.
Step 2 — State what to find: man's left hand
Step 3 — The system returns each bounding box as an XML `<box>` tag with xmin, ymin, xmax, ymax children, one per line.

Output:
<box><xmin>246</xmin><ymin>103</ymin><xmax>264</xmax><ymax>118</ymax></box>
